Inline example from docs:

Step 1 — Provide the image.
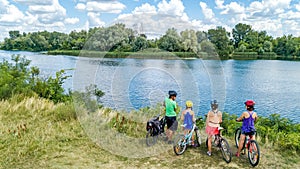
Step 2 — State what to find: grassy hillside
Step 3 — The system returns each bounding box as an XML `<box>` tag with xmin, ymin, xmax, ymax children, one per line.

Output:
<box><xmin>1</xmin><ymin>96</ymin><xmax>299</xmax><ymax>169</ymax></box>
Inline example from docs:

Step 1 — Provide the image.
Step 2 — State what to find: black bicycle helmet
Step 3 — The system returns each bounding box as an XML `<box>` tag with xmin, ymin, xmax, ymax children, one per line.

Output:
<box><xmin>211</xmin><ymin>100</ymin><xmax>218</xmax><ymax>110</ymax></box>
<box><xmin>168</xmin><ymin>90</ymin><xmax>177</xmax><ymax>97</ymax></box>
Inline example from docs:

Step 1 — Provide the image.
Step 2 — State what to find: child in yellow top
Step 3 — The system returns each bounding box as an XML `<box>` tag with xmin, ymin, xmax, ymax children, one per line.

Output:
<box><xmin>181</xmin><ymin>101</ymin><xmax>196</xmax><ymax>140</ymax></box>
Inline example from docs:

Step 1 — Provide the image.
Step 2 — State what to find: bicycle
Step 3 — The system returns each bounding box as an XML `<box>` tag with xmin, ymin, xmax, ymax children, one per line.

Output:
<box><xmin>235</xmin><ymin>127</ymin><xmax>260</xmax><ymax>167</ymax></box>
<box><xmin>205</xmin><ymin>127</ymin><xmax>232</xmax><ymax>163</ymax></box>
<box><xmin>173</xmin><ymin>118</ymin><xmax>202</xmax><ymax>155</ymax></box>
<box><xmin>145</xmin><ymin>114</ymin><xmax>166</xmax><ymax>146</ymax></box>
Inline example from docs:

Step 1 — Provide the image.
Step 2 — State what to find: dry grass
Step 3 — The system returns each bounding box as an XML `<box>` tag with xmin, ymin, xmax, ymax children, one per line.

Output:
<box><xmin>1</xmin><ymin>97</ymin><xmax>299</xmax><ymax>169</ymax></box>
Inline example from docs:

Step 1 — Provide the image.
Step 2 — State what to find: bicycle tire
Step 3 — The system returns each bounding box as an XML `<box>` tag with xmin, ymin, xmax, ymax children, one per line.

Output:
<box><xmin>235</xmin><ymin>128</ymin><xmax>241</xmax><ymax>148</ymax></box>
<box><xmin>173</xmin><ymin>134</ymin><xmax>187</xmax><ymax>155</ymax></box>
<box><xmin>146</xmin><ymin>128</ymin><xmax>158</xmax><ymax>146</ymax></box>
<box><xmin>248</xmin><ymin>140</ymin><xmax>260</xmax><ymax>167</ymax></box>
<box><xmin>195</xmin><ymin>130</ymin><xmax>201</xmax><ymax>146</ymax></box>
<box><xmin>220</xmin><ymin>138</ymin><xmax>232</xmax><ymax>163</ymax></box>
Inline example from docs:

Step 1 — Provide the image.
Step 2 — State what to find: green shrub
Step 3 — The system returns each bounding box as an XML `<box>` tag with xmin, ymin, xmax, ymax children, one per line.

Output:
<box><xmin>0</xmin><ymin>55</ymin><xmax>72</xmax><ymax>103</ymax></box>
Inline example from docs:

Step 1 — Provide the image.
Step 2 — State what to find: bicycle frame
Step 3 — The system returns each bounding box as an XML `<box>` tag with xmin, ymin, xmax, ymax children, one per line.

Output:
<box><xmin>211</xmin><ymin>127</ymin><xmax>223</xmax><ymax>147</ymax></box>
<box><xmin>181</xmin><ymin>123</ymin><xmax>197</xmax><ymax>145</ymax></box>
<box><xmin>235</xmin><ymin>127</ymin><xmax>260</xmax><ymax>166</ymax></box>
<box><xmin>205</xmin><ymin>126</ymin><xmax>232</xmax><ymax>163</ymax></box>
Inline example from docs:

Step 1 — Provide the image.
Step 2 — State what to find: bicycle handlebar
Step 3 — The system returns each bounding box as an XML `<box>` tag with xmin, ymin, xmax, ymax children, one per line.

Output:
<box><xmin>196</xmin><ymin>117</ymin><xmax>203</xmax><ymax>122</ymax></box>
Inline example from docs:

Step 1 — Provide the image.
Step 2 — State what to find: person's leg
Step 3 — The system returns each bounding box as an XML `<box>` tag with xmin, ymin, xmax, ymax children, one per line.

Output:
<box><xmin>166</xmin><ymin>129</ymin><xmax>170</xmax><ymax>139</ymax></box>
<box><xmin>251</xmin><ymin>134</ymin><xmax>256</xmax><ymax>140</ymax></box>
<box><xmin>207</xmin><ymin>135</ymin><xmax>212</xmax><ymax>156</ymax></box>
<box><xmin>191</xmin><ymin>130</ymin><xmax>195</xmax><ymax>145</ymax></box>
<box><xmin>236</xmin><ymin>134</ymin><xmax>246</xmax><ymax>156</ymax></box>
<box><xmin>169</xmin><ymin>118</ymin><xmax>176</xmax><ymax>141</ymax></box>
<box><xmin>165</xmin><ymin>117</ymin><xmax>171</xmax><ymax>141</ymax></box>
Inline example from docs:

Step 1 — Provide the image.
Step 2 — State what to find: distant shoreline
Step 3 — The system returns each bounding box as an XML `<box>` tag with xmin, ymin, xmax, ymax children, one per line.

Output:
<box><xmin>47</xmin><ymin>50</ymin><xmax>300</xmax><ymax>61</ymax></box>
<box><xmin>1</xmin><ymin>49</ymin><xmax>300</xmax><ymax>61</ymax></box>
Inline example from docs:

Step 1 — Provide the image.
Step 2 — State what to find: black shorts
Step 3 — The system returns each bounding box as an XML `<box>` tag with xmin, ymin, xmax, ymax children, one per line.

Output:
<box><xmin>165</xmin><ymin>116</ymin><xmax>178</xmax><ymax>131</ymax></box>
<box><xmin>242</xmin><ymin>130</ymin><xmax>256</xmax><ymax>136</ymax></box>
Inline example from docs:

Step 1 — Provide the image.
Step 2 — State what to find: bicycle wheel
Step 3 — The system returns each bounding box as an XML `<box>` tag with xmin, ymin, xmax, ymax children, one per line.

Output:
<box><xmin>235</xmin><ymin>128</ymin><xmax>241</xmax><ymax>148</ymax></box>
<box><xmin>173</xmin><ymin>134</ymin><xmax>187</xmax><ymax>155</ymax></box>
<box><xmin>220</xmin><ymin>138</ymin><xmax>232</xmax><ymax>163</ymax></box>
<box><xmin>195</xmin><ymin>130</ymin><xmax>201</xmax><ymax>146</ymax></box>
<box><xmin>146</xmin><ymin>128</ymin><xmax>157</xmax><ymax>146</ymax></box>
<box><xmin>248</xmin><ymin>140</ymin><xmax>260</xmax><ymax>167</ymax></box>
<box><xmin>159</xmin><ymin>132</ymin><xmax>167</xmax><ymax>141</ymax></box>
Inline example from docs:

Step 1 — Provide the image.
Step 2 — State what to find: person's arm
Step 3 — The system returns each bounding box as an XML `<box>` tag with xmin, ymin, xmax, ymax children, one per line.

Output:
<box><xmin>180</xmin><ymin>110</ymin><xmax>185</xmax><ymax>121</ymax></box>
<box><xmin>174</xmin><ymin>102</ymin><xmax>177</xmax><ymax>112</ymax></box>
<box><xmin>236</xmin><ymin>112</ymin><xmax>245</xmax><ymax>122</ymax></box>
<box><xmin>192</xmin><ymin>111</ymin><xmax>196</xmax><ymax>123</ymax></box>
<box><xmin>218</xmin><ymin>111</ymin><xmax>222</xmax><ymax>124</ymax></box>
<box><xmin>254</xmin><ymin>113</ymin><xmax>258</xmax><ymax>122</ymax></box>
<box><xmin>205</xmin><ymin>112</ymin><xmax>209</xmax><ymax>125</ymax></box>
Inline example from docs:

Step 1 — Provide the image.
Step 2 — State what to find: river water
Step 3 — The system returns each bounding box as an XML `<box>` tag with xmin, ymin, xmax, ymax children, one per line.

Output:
<box><xmin>1</xmin><ymin>50</ymin><xmax>299</xmax><ymax>122</ymax></box>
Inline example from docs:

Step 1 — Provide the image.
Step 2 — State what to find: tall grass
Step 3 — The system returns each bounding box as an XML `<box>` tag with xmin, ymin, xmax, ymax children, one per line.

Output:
<box><xmin>0</xmin><ymin>96</ymin><xmax>117</xmax><ymax>168</ymax></box>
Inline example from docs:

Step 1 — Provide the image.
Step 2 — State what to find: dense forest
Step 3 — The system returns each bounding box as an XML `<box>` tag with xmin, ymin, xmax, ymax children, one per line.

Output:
<box><xmin>1</xmin><ymin>23</ymin><xmax>300</xmax><ymax>60</ymax></box>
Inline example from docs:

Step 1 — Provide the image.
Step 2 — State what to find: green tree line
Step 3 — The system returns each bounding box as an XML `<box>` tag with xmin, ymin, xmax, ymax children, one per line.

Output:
<box><xmin>1</xmin><ymin>23</ymin><xmax>300</xmax><ymax>60</ymax></box>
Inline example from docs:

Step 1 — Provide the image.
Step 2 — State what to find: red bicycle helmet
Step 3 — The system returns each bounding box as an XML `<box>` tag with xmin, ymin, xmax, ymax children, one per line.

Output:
<box><xmin>244</xmin><ymin>100</ymin><xmax>255</xmax><ymax>106</ymax></box>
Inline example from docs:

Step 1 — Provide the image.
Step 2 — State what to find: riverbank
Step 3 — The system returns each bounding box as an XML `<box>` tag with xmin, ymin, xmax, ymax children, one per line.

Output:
<box><xmin>47</xmin><ymin>50</ymin><xmax>199</xmax><ymax>60</ymax></box>
<box><xmin>1</xmin><ymin>96</ymin><xmax>299</xmax><ymax>168</ymax></box>
<box><xmin>47</xmin><ymin>50</ymin><xmax>300</xmax><ymax>61</ymax></box>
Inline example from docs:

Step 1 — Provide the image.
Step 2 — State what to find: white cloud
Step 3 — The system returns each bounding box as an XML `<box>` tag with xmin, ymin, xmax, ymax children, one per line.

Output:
<box><xmin>214</xmin><ymin>0</ymin><xmax>245</xmax><ymax>25</ymax></box>
<box><xmin>13</xmin><ymin>0</ymin><xmax>53</xmax><ymax>5</ymax></box>
<box><xmin>114</xmin><ymin>1</ymin><xmax>219</xmax><ymax>39</ymax></box>
<box><xmin>27</xmin><ymin>0</ymin><xmax>66</xmax><ymax>24</ymax></box>
<box><xmin>279</xmin><ymin>10</ymin><xmax>300</xmax><ymax>20</ymax></box>
<box><xmin>85</xmin><ymin>1</ymin><xmax>126</xmax><ymax>13</ymax></box>
<box><xmin>199</xmin><ymin>2</ymin><xmax>216</xmax><ymax>21</ymax></box>
<box><xmin>295</xmin><ymin>2</ymin><xmax>300</xmax><ymax>12</ymax></box>
<box><xmin>0</xmin><ymin>0</ymin><xmax>72</xmax><ymax>40</ymax></box>
<box><xmin>282</xmin><ymin>20</ymin><xmax>300</xmax><ymax>36</ymax></box>
<box><xmin>215</xmin><ymin>0</ymin><xmax>225</xmax><ymax>9</ymax></box>
<box><xmin>247</xmin><ymin>0</ymin><xmax>291</xmax><ymax>18</ymax></box>
<box><xmin>157</xmin><ymin>0</ymin><xmax>184</xmax><ymax>16</ymax></box>
<box><xmin>65</xmin><ymin>17</ymin><xmax>80</xmax><ymax>24</ymax></box>
<box><xmin>220</xmin><ymin>2</ymin><xmax>245</xmax><ymax>14</ymax></box>
<box><xmin>87</xmin><ymin>12</ymin><xmax>105</xmax><ymax>27</ymax></box>
<box><xmin>75</xmin><ymin>3</ymin><xmax>86</xmax><ymax>10</ymax></box>
<box><xmin>215</xmin><ymin>0</ymin><xmax>245</xmax><ymax>14</ymax></box>
<box><xmin>0</xmin><ymin>3</ymin><xmax>24</xmax><ymax>25</ymax></box>
<box><xmin>132</xmin><ymin>3</ymin><xmax>156</xmax><ymax>14</ymax></box>
<box><xmin>0</xmin><ymin>0</ymin><xmax>9</xmax><ymax>10</ymax></box>
<box><xmin>250</xmin><ymin>19</ymin><xmax>283</xmax><ymax>36</ymax></box>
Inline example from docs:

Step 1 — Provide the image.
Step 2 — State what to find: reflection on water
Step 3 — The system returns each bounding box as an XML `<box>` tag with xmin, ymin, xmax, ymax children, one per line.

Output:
<box><xmin>1</xmin><ymin>50</ymin><xmax>300</xmax><ymax>122</ymax></box>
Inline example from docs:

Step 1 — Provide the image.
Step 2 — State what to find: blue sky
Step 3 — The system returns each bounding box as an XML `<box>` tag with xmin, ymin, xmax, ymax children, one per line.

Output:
<box><xmin>1</xmin><ymin>0</ymin><xmax>300</xmax><ymax>40</ymax></box>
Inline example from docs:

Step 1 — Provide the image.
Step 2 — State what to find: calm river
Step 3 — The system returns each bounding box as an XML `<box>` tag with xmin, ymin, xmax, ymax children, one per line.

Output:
<box><xmin>1</xmin><ymin>50</ymin><xmax>299</xmax><ymax>122</ymax></box>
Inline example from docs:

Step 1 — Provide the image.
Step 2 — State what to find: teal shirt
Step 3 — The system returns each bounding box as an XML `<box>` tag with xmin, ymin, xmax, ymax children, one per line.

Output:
<box><xmin>165</xmin><ymin>97</ymin><xmax>177</xmax><ymax>117</ymax></box>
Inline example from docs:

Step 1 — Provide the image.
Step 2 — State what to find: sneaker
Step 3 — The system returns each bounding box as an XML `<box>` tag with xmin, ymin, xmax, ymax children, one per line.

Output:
<box><xmin>193</xmin><ymin>143</ymin><xmax>199</xmax><ymax>147</ymax></box>
<box><xmin>235</xmin><ymin>152</ymin><xmax>240</xmax><ymax>157</ymax></box>
<box><xmin>207</xmin><ymin>151</ymin><xmax>211</xmax><ymax>156</ymax></box>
